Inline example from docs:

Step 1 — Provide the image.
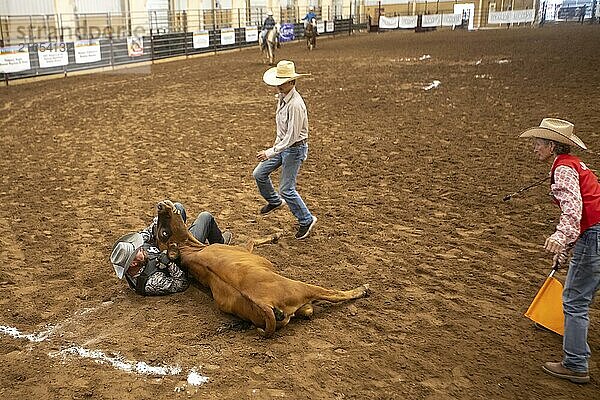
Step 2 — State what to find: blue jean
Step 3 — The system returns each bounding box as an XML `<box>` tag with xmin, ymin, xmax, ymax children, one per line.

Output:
<box><xmin>252</xmin><ymin>144</ymin><xmax>313</xmax><ymax>226</ymax></box>
<box><xmin>562</xmin><ymin>224</ymin><xmax>600</xmax><ymax>372</ymax></box>
<box><xmin>175</xmin><ymin>204</ymin><xmax>224</xmax><ymax>245</ymax></box>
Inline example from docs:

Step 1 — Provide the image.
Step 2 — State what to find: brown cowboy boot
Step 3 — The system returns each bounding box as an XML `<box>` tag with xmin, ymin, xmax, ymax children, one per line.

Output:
<box><xmin>542</xmin><ymin>362</ymin><xmax>590</xmax><ymax>384</ymax></box>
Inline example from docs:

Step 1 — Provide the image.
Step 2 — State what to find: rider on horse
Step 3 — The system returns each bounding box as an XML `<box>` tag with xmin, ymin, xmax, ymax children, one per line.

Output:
<box><xmin>261</xmin><ymin>11</ymin><xmax>279</xmax><ymax>50</ymax></box>
<box><xmin>302</xmin><ymin>6</ymin><xmax>318</xmax><ymax>35</ymax></box>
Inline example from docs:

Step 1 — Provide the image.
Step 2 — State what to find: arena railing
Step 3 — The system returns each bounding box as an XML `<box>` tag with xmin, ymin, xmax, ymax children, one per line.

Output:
<box><xmin>0</xmin><ymin>8</ymin><xmax>366</xmax><ymax>85</ymax></box>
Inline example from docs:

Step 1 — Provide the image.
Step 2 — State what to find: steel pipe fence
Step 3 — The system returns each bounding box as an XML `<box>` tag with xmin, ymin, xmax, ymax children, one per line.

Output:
<box><xmin>1</xmin><ymin>8</ymin><xmax>364</xmax><ymax>84</ymax></box>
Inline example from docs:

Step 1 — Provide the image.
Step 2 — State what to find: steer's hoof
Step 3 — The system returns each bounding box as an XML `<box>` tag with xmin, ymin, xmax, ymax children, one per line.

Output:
<box><xmin>362</xmin><ymin>284</ymin><xmax>371</xmax><ymax>297</ymax></box>
<box><xmin>270</xmin><ymin>232</ymin><xmax>283</xmax><ymax>244</ymax></box>
<box><xmin>273</xmin><ymin>307</ymin><xmax>285</xmax><ymax>321</ymax></box>
<box><xmin>256</xmin><ymin>327</ymin><xmax>275</xmax><ymax>338</ymax></box>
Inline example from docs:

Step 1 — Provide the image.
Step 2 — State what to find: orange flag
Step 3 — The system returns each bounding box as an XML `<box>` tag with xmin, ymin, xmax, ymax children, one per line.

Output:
<box><xmin>525</xmin><ymin>269</ymin><xmax>564</xmax><ymax>336</ymax></box>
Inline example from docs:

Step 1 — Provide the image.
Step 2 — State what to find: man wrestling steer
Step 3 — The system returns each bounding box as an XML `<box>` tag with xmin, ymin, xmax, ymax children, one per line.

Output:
<box><xmin>154</xmin><ymin>200</ymin><xmax>369</xmax><ymax>337</ymax></box>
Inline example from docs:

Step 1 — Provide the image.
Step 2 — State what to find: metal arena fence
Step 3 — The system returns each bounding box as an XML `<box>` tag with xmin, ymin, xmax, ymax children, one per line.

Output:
<box><xmin>0</xmin><ymin>6</ymin><xmax>367</xmax><ymax>84</ymax></box>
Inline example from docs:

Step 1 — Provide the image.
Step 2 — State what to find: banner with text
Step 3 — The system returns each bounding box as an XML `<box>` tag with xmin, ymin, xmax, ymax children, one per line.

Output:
<box><xmin>37</xmin><ymin>43</ymin><xmax>69</xmax><ymax>68</ymax></box>
<box><xmin>74</xmin><ymin>39</ymin><xmax>101</xmax><ymax>64</ymax></box>
<box><xmin>316</xmin><ymin>21</ymin><xmax>325</xmax><ymax>33</ymax></box>
<box><xmin>399</xmin><ymin>15</ymin><xmax>418</xmax><ymax>28</ymax></box>
<box><xmin>245</xmin><ymin>26</ymin><xmax>258</xmax><ymax>42</ymax></box>
<box><xmin>379</xmin><ymin>16</ymin><xmax>399</xmax><ymax>29</ymax></box>
<box><xmin>193</xmin><ymin>31</ymin><xmax>210</xmax><ymax>48</ymax></box>
<box><xmin>488</xmin><ymin>9</ymin><xmax>535</xmax><ymax>24</ymax></box>
<box><xmin>422</xmin><ymin>14</ymin><xmax>442</xmax><ymax>27</ymax></box>
<box><xmin>0</xmin><ymin>45</ymin><xmax>31</xmax><ymax>73</ymax></box>
<box><xmin>220</xmin><ymin>28</ymin><xmax>235</xmax><ymax>45</ymax></box>
<box><xmin>442</xmin><ymin>13</ymin><xmax>462</xmax><ymax>26</ymax></box>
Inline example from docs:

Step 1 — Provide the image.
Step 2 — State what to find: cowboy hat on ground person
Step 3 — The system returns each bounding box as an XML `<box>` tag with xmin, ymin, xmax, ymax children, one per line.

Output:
<box><xmin>519</xmin><ymin>118</ymin><xmax>587</xmax><ymax>150</ymax></box>
<box><xmin>263</xmin><ymin>60</ymin><xmax>311</xmax><ymax>86</ymax></box>
<box><xmin>111</xmin><ymin>232</ymin><xmax>144</xmax><ymax>279</ymax></box>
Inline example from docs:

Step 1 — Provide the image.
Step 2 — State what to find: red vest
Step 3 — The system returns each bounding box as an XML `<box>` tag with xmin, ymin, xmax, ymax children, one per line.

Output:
<box><xmin>551</xmin><ymin>154</ymin><xmax>600</xmax><ymax>234</ymax></box>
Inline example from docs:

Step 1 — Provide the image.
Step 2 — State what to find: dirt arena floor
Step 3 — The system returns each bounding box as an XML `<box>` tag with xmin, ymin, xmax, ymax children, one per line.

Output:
<box><xmin>1</xmin><ymin>23</ymin><xmax>599</xmax><ymax>399</ymax></box>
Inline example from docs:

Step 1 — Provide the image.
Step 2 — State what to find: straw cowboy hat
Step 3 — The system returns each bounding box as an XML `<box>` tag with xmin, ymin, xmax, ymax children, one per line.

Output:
<box><xmin>110</xmin><ymin>232</ymin><xmax>144</xmax><ymax>279</ymax></box>
<box><xmin>519</xmin><ymin>118</ymin><xmax>587</xmax><ymax>150</ymax></box>
<box><xmin>267</xmin><ymin>10</ymin><xmax>273</xmax><ymax>16</ymax></box>
<box><xmin>263</xmin><ymin>60</ymin><xmax>310</xmax><ymax>86</ymax></box>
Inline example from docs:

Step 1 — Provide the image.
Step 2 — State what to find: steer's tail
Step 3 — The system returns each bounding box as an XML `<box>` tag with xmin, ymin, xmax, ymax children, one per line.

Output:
<box><xmin>310</xmin><ymin>283</ymin><xmax>370</xmax><ymax>303</ymax></box>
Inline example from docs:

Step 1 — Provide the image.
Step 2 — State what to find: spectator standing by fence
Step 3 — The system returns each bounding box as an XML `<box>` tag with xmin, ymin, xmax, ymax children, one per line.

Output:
<box><xmin>254</xmin><ymin>60</ymin><xmax>317</xmax><ymax>240</ymax></box>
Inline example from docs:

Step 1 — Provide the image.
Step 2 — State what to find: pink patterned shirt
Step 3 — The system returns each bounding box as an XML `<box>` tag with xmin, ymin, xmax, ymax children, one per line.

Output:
<box><xmin>549</xmin><ymin>165</ymin><xmax>582</xmax><ymax>246</ymax></box>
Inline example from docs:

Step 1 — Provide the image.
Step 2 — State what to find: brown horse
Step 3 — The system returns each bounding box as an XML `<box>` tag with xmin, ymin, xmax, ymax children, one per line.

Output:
<box><xmin>305</xmin><ymin>21</ymin><xmax>316</xmax><ymax>51</ymax></box>
<box><xmin>154</xmin><ymin>200</ymin><xmax>369</xmax><ymax>337</ymax></box>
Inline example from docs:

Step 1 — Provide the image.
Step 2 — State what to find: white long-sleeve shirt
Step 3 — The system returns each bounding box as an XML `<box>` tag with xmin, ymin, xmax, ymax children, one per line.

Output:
<box><xmin>265</xmin><ymin>87</ymin><xmax>308</xmax><ymax>159</ymax></box>
<box><xmin>549</xmin><ymin>165</ymin><xmax>582</xmax><ymax>246</ymax></box>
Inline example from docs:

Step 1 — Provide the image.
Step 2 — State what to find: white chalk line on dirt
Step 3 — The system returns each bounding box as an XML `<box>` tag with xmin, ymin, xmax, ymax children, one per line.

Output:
<box><xmin>0</xmin><ymin>321</ymin><xmax>209</xmax><ymax>387</ymax></box>
<box><xmin>0</xmin><ymin>324</ymin><xmax>58</xmax><ymax>342</ymax></box>
<box><xmin>49</xmin><ymin>345</ymin><xmax>182</xmax><ymax>375</ymax></box>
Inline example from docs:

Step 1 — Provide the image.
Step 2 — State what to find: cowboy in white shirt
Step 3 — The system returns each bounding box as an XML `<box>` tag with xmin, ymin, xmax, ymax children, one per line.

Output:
<box><xmin>253</xmin><ymin>60</ymin><xmax>317</xmax><ymax>240</ymax></box>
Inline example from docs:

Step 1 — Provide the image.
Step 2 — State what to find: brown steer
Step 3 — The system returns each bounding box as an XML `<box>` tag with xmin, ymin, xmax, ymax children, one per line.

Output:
<box><xmin>155</xmin><ymin>200</ymin><xmax>369</xmax><ymax>337</ymax></box>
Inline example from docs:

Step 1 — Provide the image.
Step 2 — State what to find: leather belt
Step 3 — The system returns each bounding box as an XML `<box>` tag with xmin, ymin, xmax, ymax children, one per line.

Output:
<box><xmin>290</xmin><ymin>139</ymin><xmax>307</xmax><ymax>147</ymax></box>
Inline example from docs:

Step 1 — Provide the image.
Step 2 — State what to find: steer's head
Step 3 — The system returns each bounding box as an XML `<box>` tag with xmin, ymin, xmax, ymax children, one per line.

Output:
<box><xmin>155</xmin><ymin>200</ymin><xmax>201</xmax><ymax>254</ymax></box>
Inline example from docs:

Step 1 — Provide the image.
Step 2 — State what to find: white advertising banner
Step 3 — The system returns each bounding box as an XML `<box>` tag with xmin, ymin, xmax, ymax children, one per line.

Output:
<box><xmin>326</xmin><ymin>21</ymin><xmax>334</xmax><ymax>32</ymax></box>
<box><xmin>193</xmin><ymin>30</ymin><xmax>210</xmax><ymax>48</ymax></box>
<box><xmin>220</xmin><ymin>28</ymin><xmax>235</xmax><ymax>45</ymax></box>
<box><xmin>74</xmin><ymin>39</ymin><xmax>101</xmax><ymax>64</ymax></box>
<box><xmin>422</xmin><ymin>14</ymin><xmax>442</xmax><ymax>27</ymax></box>
<box><xmin>488</xmin><ymin>11</ymin><xmax>512</xmax><ymax>23</ymax></box>
<box><xmin>245</xmin><ymin>26</ymin><xmax>258</xmax><ymax>42</ymax></box>
<box><xmin>316</xmin><ymin>21</ymin><xmax>325</xmax><ymax>33</ymax></box>
<box><xmin>488</xmin><ymin>9</ymin><xmax>534</xmax><ymax>24</ymax></box>
<box><xmin>442</xmin><ymin>13</ymin><xmax>462</xmax><ymax>26</ymax></box>
<box><xmin>37</xmin><ymin>43</ymin><xmax>69</xmax><ymax>68</ymax></box>
<box><xmin>379</xmin><ymin>16</ymin><xmax>399</xmax><ymax>29</ymax></box>
<box><xmin>513</xmin><ymin>9</ymin><xmax>535</xmax><ymax>23</ymax></box>
<box><xmin>0</xmin><ymin>45</ymin><xmax>30</xmax><ymax>73</ymax></box>
<box><xmin>399</xmin><ymin>15</ymin><xmax>418</xmax><ymax>28</ymax></box>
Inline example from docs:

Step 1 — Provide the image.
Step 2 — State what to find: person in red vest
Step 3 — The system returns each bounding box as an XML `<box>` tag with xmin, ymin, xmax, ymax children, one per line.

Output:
<box><xmin>520</xmin><ymin>118</ymin><xmax>600</xmax><ymax>384</ymax></box>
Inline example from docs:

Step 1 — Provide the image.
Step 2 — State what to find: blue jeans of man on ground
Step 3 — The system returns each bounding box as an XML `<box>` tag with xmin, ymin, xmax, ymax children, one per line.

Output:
<box><xmin>253</xmin><ymin>144</ymin><xmax>313</xmax><ymax>226</ymax></box>
<box><xmin>562</xmin><ymin>224</ymin><xmax>600</xmax><ymax>372</ymax></box>
<box><xmin>175</xmin><ymin>203</ymin><xmax>225</xmax><ymax>244</ymax></box>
